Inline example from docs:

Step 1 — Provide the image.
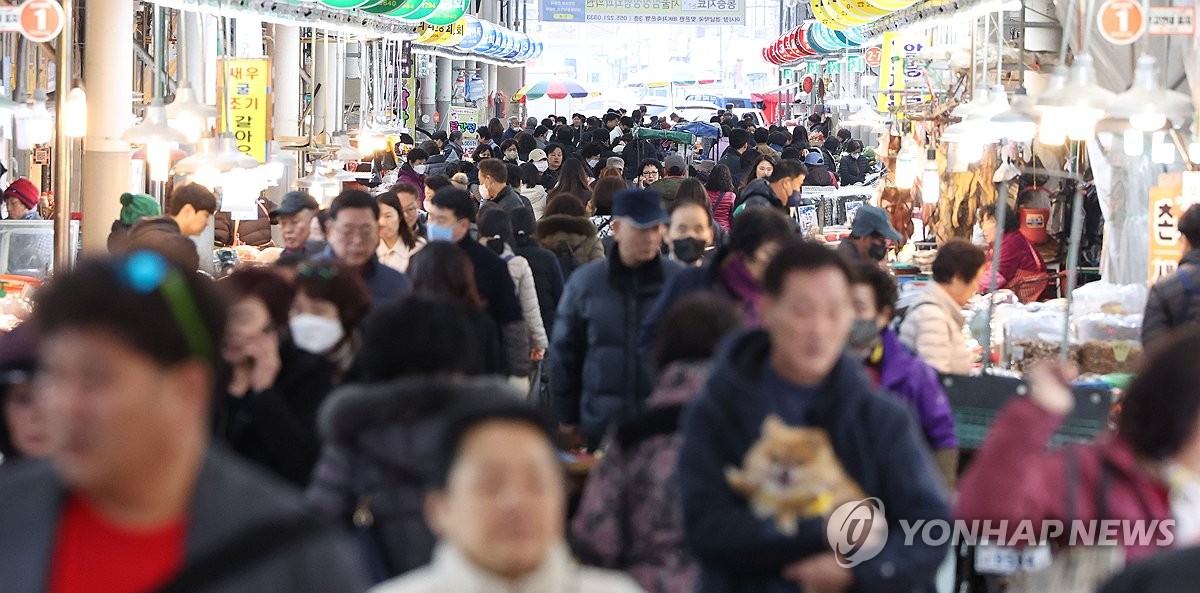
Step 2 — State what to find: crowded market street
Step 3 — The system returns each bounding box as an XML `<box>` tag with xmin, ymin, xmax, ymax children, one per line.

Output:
<box><xmin>0</xmin><ymin>0</ymin><xmax>1199</xmax><ymax>592</ymax></box>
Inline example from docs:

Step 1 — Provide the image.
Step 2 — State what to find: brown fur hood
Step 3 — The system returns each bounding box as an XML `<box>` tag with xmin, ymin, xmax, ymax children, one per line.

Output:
<box><xmin>535</xmin><ymin>214</ymin><xmax>599</xmax><ymax>241</ymax></box>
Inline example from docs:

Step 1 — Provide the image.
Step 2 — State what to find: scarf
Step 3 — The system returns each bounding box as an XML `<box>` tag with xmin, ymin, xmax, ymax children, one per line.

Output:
<box><xmin>720</xmin><ymin>254</ymin><xmax>764</xmax><ymax>327</ymax></box>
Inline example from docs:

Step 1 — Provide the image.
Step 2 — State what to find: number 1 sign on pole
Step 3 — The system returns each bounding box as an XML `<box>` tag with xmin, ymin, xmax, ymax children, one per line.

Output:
<box><xmin>0</xmin><ymin>0</ymin><xmax>65</xmax><ymax>43</ymax></box>
<box><xmin>1097</xmin><ymin>0</ymin><xmax>1146</xmax><ymax>45</ymax></box>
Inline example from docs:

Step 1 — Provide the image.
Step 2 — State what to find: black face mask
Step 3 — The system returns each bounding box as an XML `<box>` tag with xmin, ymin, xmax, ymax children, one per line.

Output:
<box><xmin>672</xmin><ymin>237</ymin><xmax>707</xmax><ymax>264</ymax></box>
<box><xmin>868</xmin><ymin>241</ymin><xmax>888</xmax><ymax>261</ymax></box>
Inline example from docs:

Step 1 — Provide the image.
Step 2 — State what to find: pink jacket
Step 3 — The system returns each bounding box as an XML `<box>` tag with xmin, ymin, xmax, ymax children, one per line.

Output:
<box><xmin>956</xmin><ymin>398</ymin><xmax>1172</xmax><ymax>563</ymax></box>
<box><xmin>980</xmin><ymin>231</ymin><xmax>1045</xmax><ymax>292</ymax></box>
<box><xmin>707</xmin><ymin>190</ymin><xmax>735</xmax><ymax>232</ymax></box>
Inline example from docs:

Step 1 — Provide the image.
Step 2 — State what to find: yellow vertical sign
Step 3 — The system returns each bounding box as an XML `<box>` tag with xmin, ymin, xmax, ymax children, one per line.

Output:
<box><xmin>218</xmin><ymin>58</ymin><xmax>272</xmax><ymax>163</ymax></box>
<box><xmin>1149</xmin><ymin>179</ymin><xmax>1184</xmax><ymax>284</ymax></box>
<box><xmin>877</xmin><ymin>33</ymin><xmax>904</xmax><ymax>112</ymax></box>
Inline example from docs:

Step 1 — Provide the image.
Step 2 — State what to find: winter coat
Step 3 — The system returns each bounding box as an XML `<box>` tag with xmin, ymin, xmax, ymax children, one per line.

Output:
<box><xmin>1</xmin><ymin>449</ymin><xmax>371</xmax><ymax>593</ymax></box>
<box><xmin>707</xmin><ymin>190</ymin><xmax>736</xmax><ymax>232</ymax></box>
<box><xmin>571</xmin><ymin>361</ymin><xmax>711</xmax><ymax>593</ymax></box>
<box><xmin>307</xmin><ymin>376</ymin><xmax>517</xmax><ymax>580</ymax></box>
<box><xmin>677</xmin><ymin>330</ymin><xmax>950</xmax><ymax>593</ymax></box>
<box><xmin>499</xmin><ymin>245</ymin><xmax>549</xmax><ymax>355</ymax></box>
<box><xmin>623</xmin><ymin>141</ymin><xmax>660</xmax><ymax>181</ymax></box>
<box><xmin>215</xmin><ymin>197</ymin><xmax>278</xmax><ymax>247</ymax></box>
<box><xmin>980</xmin><ymin>230</ymin><xmax>1045</xmax><ymax>292</ymax></box>
<box><xmin>1144</xmin><ymin>250</ymin><xmax>1200</xmax><ymax>347</ymax></box>
<box><xmin>537</xmin><ymin>215</ymin><xmax>606</xmax><ymax>276</ymax></box>
<box><xmin>520</xmin><ymin>184</ymin><xmax>549</xmax><ymax>219</ymax></box>
<box><xmin>1100</xmin><ymin>546</ymin><xmax>1200</xmax><ymax>593</ymax></box>
<box><xmin>394</xmin><ymin>166</ymin><xmax>426</xmax><ymax>202</ymax></box>
<box><xmin>218</xmin><ymin>340</ymin><xmax>338</xmax><ymax>487</ymax></box>
<box><xmin>898</xmin><ymin>283</ymin><xmax>971</xmax><ymax>375</ymax></box>
<box><xmin>639</xmin><ymin>249</ymin><xmax>750</xmax><ymax>360</ymax></box>
<box><xmin>550</xmin><ymin>247</ymin><xmax>681</xmax><ymax>444</ymax></box>
<box><xmin>486</xmin><ymin>185</ymin><xmax>534</xmax><ymax>217</ymax></box>
<box><xmin>838</xmin><ymin>153</ymin><xmax>870</xmax><ymax>186</ymax></box>
<box><xmin>718</xmin><ymin>149</ymin><xmax>746</xmax><ymax>182</ymax></box>
<box><xmin>733</xmin><ymin>178</ymin><xmax>785</xmax><ymax>214</ymax></box>
<box><xmin>648</xmin><ymin>177</ymin><xmax>686</xmax><ymax>213</ymax></box>
<box><xmin>318</xmin><ymin>248</ymin><xmax>411</xmax><ymax>311</ymax></box>
<box><xmin>870</xmin><ymin>329</ymin><xmax>958</xmax><ymax>450</ymax></box>
<box><xmin>456</xmin><ymin>237</ymin><xmax>527</xmax><ymax>377</ymax></box>
<box><xmin>801</xmin><ymin>164</ymin><xmax>838</xmax><ymax>188</ymax></box>
<box><xmin>376</xmin><ymin>237</ymin><xmax>426</xmax><ymax>274</ymax></box>
<box><xmin>372</xmin><ymin>542</ymin><xmax>643</xmax><ymax>593</ymax></box>
<box><xmin>956</xmin><ymin>397</ymin><xmax>1172</xmax><ymax>564</ymax></box>
<box><xmin>514</xmin><ymin>239</ymin><xmax>565</xmax><ymax>338</ymax></box>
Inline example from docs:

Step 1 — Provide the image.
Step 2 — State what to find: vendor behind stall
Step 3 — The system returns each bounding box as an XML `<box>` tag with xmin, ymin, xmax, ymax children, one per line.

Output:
<box><xmin>838</xmin><ymin>204</ymin><xmax>902</xmax><ymax>263</ymax></box>
<box><xmin>978</xmin><ymin>203</ymin><xmax>1045</xmax><ymax>293</ymax></box>
<box><xmin>3</xmin><ymin>178</ymin><xmax>40</xmax><ymax>220</ymax></box>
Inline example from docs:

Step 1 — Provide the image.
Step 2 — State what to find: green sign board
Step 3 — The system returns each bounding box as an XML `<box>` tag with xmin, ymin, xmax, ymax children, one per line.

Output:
<box><xmin>847</xmin><ymin>54</ymin><xmax>865</xmax><ymax>73</ymax></box>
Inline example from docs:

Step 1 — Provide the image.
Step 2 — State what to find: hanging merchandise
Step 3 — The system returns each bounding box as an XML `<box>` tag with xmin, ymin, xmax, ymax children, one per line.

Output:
<box><xmin>465</xmin><ymin>74</ymin><xmax>485</xmax><ymax>101</ymax></box>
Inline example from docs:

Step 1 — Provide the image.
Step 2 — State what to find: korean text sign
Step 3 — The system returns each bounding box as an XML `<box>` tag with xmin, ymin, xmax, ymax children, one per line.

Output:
<box><xmin>219</xmin><ymin>58</ymin><xmax>272</xmax><ymax>163</ymax></box>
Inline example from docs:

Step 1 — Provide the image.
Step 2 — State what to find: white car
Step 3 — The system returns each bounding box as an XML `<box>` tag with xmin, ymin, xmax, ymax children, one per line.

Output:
<box><xmin>731</xmin><ymin>108</ymin><xmax>769</xmax><ymax>127</ymax></box>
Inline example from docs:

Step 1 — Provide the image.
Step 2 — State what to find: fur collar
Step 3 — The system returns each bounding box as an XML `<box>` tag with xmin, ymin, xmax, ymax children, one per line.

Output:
<box><xmin>536</xmin><ymin>215</ymin><xmax>598</xmax><ymax>241</ymax></box>
<box><xmin>317</xmin><ymin>375</ymin><xmax>518</xmax><ymax>442</ymax></box>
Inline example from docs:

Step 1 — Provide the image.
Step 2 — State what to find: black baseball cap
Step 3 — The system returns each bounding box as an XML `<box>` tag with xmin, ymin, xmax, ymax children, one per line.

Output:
<box><xmin>612</xmin><ymin>189</ymin><xmax>669</xmax><ymax>229</ymax></box>
<box><xmin>269</xmin><ymin>191</ymin><xmax>320</xmax><ymax>222</ymax></box>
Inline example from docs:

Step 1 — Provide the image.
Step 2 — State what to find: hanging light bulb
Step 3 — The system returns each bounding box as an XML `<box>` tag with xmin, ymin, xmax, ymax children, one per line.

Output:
<box><xmin>893</xmin><ymin>139</ymin><xmax>924</xmax><ymax>189</ymax></box>
<box><xmin>921</xmin><ymin>148</ymin><xmax>940</xmax><ymax>204</ymax></box>
<box><xmin>165</xmin><ymin>84</ymin><xmax>218</xmax><ymax>144</ymax></box>
<box><xmin>1108</xmin><ymin>55</ymin><xmax>1192</xmax><ymax>133</ymax></box>
<box><xmin>15</xmin><ymin>90</ymin><xmax>54</xmax><ymax>150</ymax></box>
<box><xmin>1152</xmin><ymin>131</ymin><xmax>1176</xmax><ymax>165</ymax></box>
<box><xmin>1189</xmin><ymin>141</ymin><xmax>1200</xmax><ymax>164</ymax></box>
<box><xmin>1034</xmin><ymin>55</ymin><xmax>1113</xmax><ymax>143</ymax></box>
<box><xmin>1038</xmin><ymin>114</ymin><xmax>1068</xmax><ymax>146</ymax></box>
<box><xmin>123</xmin><ymin>100</ymin><xmax>188</xmax><ymax>182</ymax></box>
<box><xmin>1123</xmin><ymin>129</ymin><xmax>1144</xmax><ymax>156</ymax></box>
<box><xmin>63</xmin><ymin>87</ymin><xmax>88</xmax><ymax>139</ymax></box>
<box><xmin>174</xmin><ymin>134</ymin><xmax>259</xmax><ymax>175</ymax></box>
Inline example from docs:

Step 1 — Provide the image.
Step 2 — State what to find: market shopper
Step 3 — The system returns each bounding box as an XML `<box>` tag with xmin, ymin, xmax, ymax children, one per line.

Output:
<box><xmin>590</xmin><ymin>176</ymin><xmax>626</xmax><ymax>242</ymax></box>
<box><xmin>517</xmin><ymin>162</ymin><xmax>549</xmax><ymax>219</ymax></box>
<box><xmin>848</xmin><ymin>263</ymin><xmax>959</xmax><ymax>490</ymax></box>
<box><xmin>648</xmin><ymin>154</ymin><xmax>689</xmax><ymax>213</ymax></box>
<box><xmin>666</xmin><ymin>186</ymin><xmax>718</xmax><ymax>267</ymax></box>
<box><xmin>0</xmin><ymin>324</ymin><xmax>49</xmax><ymax>469</ymax></box>
<box><xmin>106</xmin><ymin>192</ymin><xmax>160</xmax><ymax>253</ymax></box>
<box><xmin>550</xmin><ymin>189</ymin><xmax>680</xmax><ymax>448</ymax></box>
<box><xmin>543</xmin><ymin>143</ymin><xmax>566</xmax><ymax>187</ymax></box>
<box><xmin>407</xmin><ymin>243</ymin><xmax>506</xmax><ymax>375</ymax></box>
<box><xmin>369</xmin><ymin>401</ymin><xmax>642</xmax><ymax>593</ymax></box>
<box><xmin>510</xmin><ymin>207</ymin><xmax>564</xmax><ymax>339</ymax></box>
<box><xmin>271</xmin><ymin>191</ymin><xmax>324</xmax><ymax>258</ymax></box>
<box><xmin>290</xmin><ymin>260</ymin><xmax>372</xmax><ymax>376</ymax></box>
<box><xmin>956</xmin><ymin>331</ymin><xmax>1200</xmax><ymax>563</ymax></box>
<box><xmin>537</xmin><ymin>194</ymin><xmax>606</xmax><ymax>279</ymax></box>
<box><xmin>837</xmin><ymin>140</ymin><xmax>870</xmax><ymax>186</ymax></box>
<box><xmin>1144</xmin><ymin>204</ymin><xmax>1200</xmax><ymax>346</ymax></box>
<box><xmin>478</xmin><ymin>158</ymin><xmax>533</xmax><ymax>215</ymax></box>
<box><xmin>393</xmin><ymin>182</ymin><xmax>427</xmax><ymax>240</ymax></box>
<box><xmin>740</xmin><ymin>153</ymin><xmax>777</xmax><ymax>190</ymax></box>
<box><xmin>168</xmin><ymin>182</ymin><xmax>218</xmax><ymax>237</ymax></box>
<box><xmin>322</xmin><ymin>190</ymin><xmax>411</xmax><ymax>308</ymax></box>
<box><xmin>547</xmin><ymin>158</ymin><xmax>594</xmax><ymax>207</ymax></box>
<box><xmin>677</xmin><ymin>239</ymin><xmax>949</xmax><ymax>593</ymax></box>
<box><xmin>572</xmin><ymin>294</ymin><xmax>742</xmax><ymax>593</ymax></box>
<box><xmin>3</xmin><ymin>178</ymin><xmax>40</xmax><ymax>220</ymax></box>
<box><xmin>838</xmin><ymin>205</ymin><xmax>903</xmax><ymax>263</ymax></box>
<box><xmin>733</xmin><ymin>158</ymin><xmax>806</xmax><ymax>215</ymax></box>
<box><xmin>898</xmin><ymin>238</ymin><xmax>986</xmax><ymax>375</ymax></box>
<box><xmin>641</xmin><ymin>207</ymin><xmax>793</xmax><ymax>357</ymax></box>
<box><xmin>395</xmin><ymin>148</ymin><xmax>428</xmax><ymax>198</ymax></box>
<box><xmin>478</xmin><ymin>207</ymin><xmax>548</xmax><ymax>391</ymax></box>
<box><xmin>802</xmin><ymin>152</ymin><xmax>838</xmax><ymax>187</ymax></box>
<box><xmin>426</xmin><ymin>187</ymin><xmax>528</xmax><ymax>379</ymax></box>
<box><xmin>217</xmin><ymin>267</ymin><xmax>335</xmax><ymax>487</ymax></box>
<box><xmin>978</xmin><ymin>203</ymin><xmax>1046</xmax><ymax>292</ymax></box>
<box><xmin>375</xmin><ymin>192</ymin><xmax>425</xmax><ymax>273</ymax></box>
<box><xmin>0</xmin><ymin>252</ymin><xmax>369</xmax><ymax>592</ymax></box>
<box><xmin>638</xmin><ymin>158</ymin><xmax>663</xmax><ymax>189</ymax></box>
<box><xmin>718</xmin><ymin>128</ymin><xmax>751</xmax><ymax>181</ymax></box>
<box><xmin>704</xmin><ymin>164</ymin><xmax>738</xmax><ymax>232</ymax></box>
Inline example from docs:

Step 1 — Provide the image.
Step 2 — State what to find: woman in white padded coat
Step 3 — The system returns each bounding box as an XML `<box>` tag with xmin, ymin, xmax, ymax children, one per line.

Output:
<box><xmin>477</xmin><ymin>207</ymin><xmax>548</xmax><ymax>392</ymax></box>
<box><xmin>898</xmin><ymin>239</ymin><xmax>987</xmax><ymax>376</ymax></box>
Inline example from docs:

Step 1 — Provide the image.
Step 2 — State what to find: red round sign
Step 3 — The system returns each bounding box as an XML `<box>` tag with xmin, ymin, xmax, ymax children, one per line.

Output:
<box><xmin>19</xmin><ymin>0</ymin><xmax>64</xmax><ymax>43</ymax></box>
<box><xmin>1096</xmin><ymin>0</ymin><xmax>1145</xmax><ymax>46</ymax></box>
<box><xmin>433</xmin><ymin>111</ymin><xmax>441</xmax><ymax>124</ymax></box>
<box><xmin>802</xmin><ymin>75</ymin><xmax>815</xmax><ymax>94</ymax></box>
<box><xmin>864</xmin><ymin>47</ymin><xmax>883</xmax><ymax>68</ymax></box>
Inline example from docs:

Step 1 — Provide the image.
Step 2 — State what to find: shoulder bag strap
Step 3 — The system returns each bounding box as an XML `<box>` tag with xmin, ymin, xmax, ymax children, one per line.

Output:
<box><xmin>156</xmin><ymin>516</ymin><xmax>327</xmax><ymax>593</ymax></box>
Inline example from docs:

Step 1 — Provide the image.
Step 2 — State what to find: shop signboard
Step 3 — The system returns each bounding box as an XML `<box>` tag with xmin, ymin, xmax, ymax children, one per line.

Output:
<box><xmin>448</xmin><ymin>106</ymin><xmax>479</xmax><ymax>154</ymax></box>
<box><xmin>1147</xmin><ymin>173</ymin><xmax>1199</xmax><ymax>285</ymax></box>
<box><xmin>847</xmin><ymin>54</ymin><xmax>865</xmax><ymax>73</ymax></box>
<box><xmin>877</xmin><ymin>32</ymin><xmax>929</xmax><ymax>111</ymax></box>
<box><xmin>1096</xmin><ymin>0</ymin><xmax>1146</xmax><ymax>45</ymax></box>
<box><xmin>218</xmin><ymin>58</ymin><xmax>272</xmax><ymax>163</ymax></box>
<box><xmin>863</xmin><ymin>46</ymin><xmax>882</xmax><ymax>68</ymax></box>
<box><xmin>1148</xmin><ymin>6</ymin><xmax>1194</xmax><ymax>35</ymax></box>
<box><xmin>806</xmin><ymin>62</ymin><xmax>820</xmax><ymax>75</ymax></box>
<box><xmin>540</xmin><ymin>0</ymin><xmax>745</xmax><ymax>25</ymax></box>
<box><xmin>0</xmin><ymin>0</ymin><xmax>64</xmax><ymax>43</ymax></box>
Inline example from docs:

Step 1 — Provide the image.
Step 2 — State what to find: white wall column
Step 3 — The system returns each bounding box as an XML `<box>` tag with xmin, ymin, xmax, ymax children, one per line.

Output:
<box><xmin>312</xmin><ymin>37</ymin><xmax>329</xmax><ymax>136</ymax></box>
<box><xmin>80</xmin><ymin>0</ymin><xmax>133</xmax><ymax>254</ymax></box>
<box><xmin>271</xmin><ymin>24</ymin><xmax>301</xmax><ymax>138</ymax></box>
<box><xmin>435</xmin><ymin>57</ymin><xmax>452</xmax><ymax>130</ymax></box>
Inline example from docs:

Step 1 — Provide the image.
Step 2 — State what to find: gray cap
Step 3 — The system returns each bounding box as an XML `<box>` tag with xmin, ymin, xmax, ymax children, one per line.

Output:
<box><xmin>664</xmin><ymin>154</ymin><xmax>687</xmax><ymax>174</ymax></box>
<box><xmin>850</xmin><ymin>205</ymin><xmax>902</xmax><ymax>241</ymax></box>
<box><xmin>607</xmin><ymin>156</ymin><xmax>625</xmax><ymax>169</ymax></box>
<box><xmin>269</xmin><ymin>191</ymin><xmax>319</xmax><ymax>222</ymax></box>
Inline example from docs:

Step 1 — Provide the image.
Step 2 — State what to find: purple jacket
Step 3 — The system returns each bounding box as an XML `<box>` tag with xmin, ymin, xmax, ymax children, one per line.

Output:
<box><xmin>394</xmin><ymin>166</ymin><xmax>426</xmax><ymax>207</ymax></box>
<box><xmin>570</xmin><ymin>361</ymin><xmax>709</xmax><ymax>593</ymax></box>
<box><xmin>874</xmin><ymin>329</ymin><xmax>959</xmax><ymax>450</ymax></box>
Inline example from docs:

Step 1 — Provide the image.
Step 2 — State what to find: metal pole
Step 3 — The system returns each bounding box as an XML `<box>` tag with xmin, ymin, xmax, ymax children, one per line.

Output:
<box><xmin>52</xmin><ymin>0</ymin><xmax>74</xmax><ymax>272</ymax></box>
<box><xmin>1061</xmin><ymin>148</ymin><xmax>1086</xmax><ymax>359</ymax></box>
<box><xmin>982</xmin><ymin>179</ymin><xmax>1009</xmax><ymax>370</ymax></box>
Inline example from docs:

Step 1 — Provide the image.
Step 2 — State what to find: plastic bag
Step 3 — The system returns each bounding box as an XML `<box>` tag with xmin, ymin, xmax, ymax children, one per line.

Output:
<box><xmin>1071</xmin><ymin>282</ymin><xmax>1147</xmax><ymax>317</ymax></box>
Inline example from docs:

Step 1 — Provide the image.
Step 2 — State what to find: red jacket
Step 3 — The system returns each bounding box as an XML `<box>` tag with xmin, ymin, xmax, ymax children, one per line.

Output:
<box><xmin>956</xmin><ymin>398</ymin><xmax>1172</xmax><ymax>562</ymax></box>
<box><xmin>981</xmin><ymin>231</ymin><xmax>1045</xmax><ymax>291</ymax></box>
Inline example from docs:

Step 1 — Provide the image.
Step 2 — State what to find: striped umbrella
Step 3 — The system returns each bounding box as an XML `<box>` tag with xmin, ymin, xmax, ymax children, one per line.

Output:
<box><xmin>621</xmin><ymin>63</ymin><xmax>720</xmax><ymax>88</ymax></box>
<box><xmin>513</xmin><ymin>78</ymin><xmax>595</xmax><ymax>101</ymax></box>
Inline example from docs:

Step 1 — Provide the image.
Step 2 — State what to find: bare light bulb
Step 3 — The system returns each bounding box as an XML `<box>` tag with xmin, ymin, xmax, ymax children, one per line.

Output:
<box><xmin>1189</xmin><ymin>142</ymin><xmax>1200</xmax><ymax>164</ymax></box>
<box><xmin>1123</xmin><ymin>130</ymin><xmax>1144</xmax><ymax>157</ymax></box>
<box><xmin>1129</xmin><ymin>112</ymin><xmax>1167</xmax><ymax>132</ymax></box>
<box><xmin>63</xmin><ymin>87</ymin><xmax>88</xmax><ymax>139</ymax></box>
<box><xmin>146</xmin><ymin>141</ymin><xmax>173</xmax><ymax>182</ymax></box>
<box><xmin>1152</xmin><ymin>132</ymin><xmax>1175</xmax><ymax>165</ymax></box>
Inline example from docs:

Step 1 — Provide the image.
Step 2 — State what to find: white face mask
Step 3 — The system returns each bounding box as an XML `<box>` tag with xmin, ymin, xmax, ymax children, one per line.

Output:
<box><xmin>534</xmin><ymin>161</ymin><xmax>549</xmax><ymax>172</ymax></box>
<box><xmin>505</xmin><ymin>151</ymin><xmax>519</xmax><ymax>160</ymax></box>
<box><xmin>587</xmin><ymin>158</ymin><xmax>599</xmax><ymax>168</ymax></box>
<box><xmin>413</xmin><ymin>164</ymin><xmax>427</xmax><ymax>175</ymax></box>
<box><xmin>479</xmin><ymin>183</ymin><xmax>491</xmax><ymax>200</ymax></box>
<box><xmin>290</xmin><ymin>314</ymin><xmax>345</xmax><ymax>354</ymax></box>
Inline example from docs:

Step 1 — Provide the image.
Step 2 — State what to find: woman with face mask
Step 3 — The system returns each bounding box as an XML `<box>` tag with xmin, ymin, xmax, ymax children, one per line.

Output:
<box><xmin>668</xmin><ymin>179</ymin><xmax>720</xmax><ymax>266</ymax></box>
<box><xmin>217</xmin><ymin>267</ymin><xmax>339</xmax><ymax>486</ymax></box>
<box><xmin>847</xmin><ymin>262</ymin><xmax>959</xmax><ymax>490</ymax></box>
<box><xmin>500</xmin><ymin>139</ymin><xmax>521</xmax><ymax>164</ymax></box>
<box><xmin>395</xmin><ymin>148</ymin><xmax>429</xmax><ymax>197</ymax></box>
<box><xmin>288</xmin><ymin>260</ymin><xmax>372</xmax><ymax>378</ymax></box>
<box><xmin>640</xmin><ymin>208</ymin><xmax>795</xmax><ymax>358</ymax></box>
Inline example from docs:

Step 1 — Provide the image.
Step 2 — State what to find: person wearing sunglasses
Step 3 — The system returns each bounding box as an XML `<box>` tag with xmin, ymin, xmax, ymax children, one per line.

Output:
<box><xmin>0</xmin><ymin>251</ymin><xmax>370</xmax><ymax>593</ymax></box>
<box><xmin>321</xmin><ymin>190</ymin><xmax>411</xmax><ymax>310</ymax></box>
